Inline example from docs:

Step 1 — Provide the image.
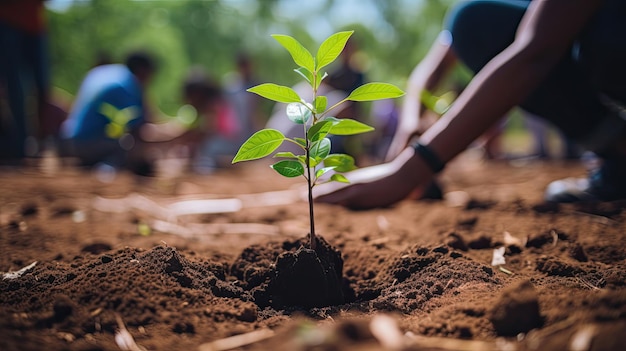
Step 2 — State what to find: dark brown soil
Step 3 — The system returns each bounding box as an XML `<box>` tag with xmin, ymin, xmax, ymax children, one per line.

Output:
<box><xmin>1</xmin><ymin>156</ymin><xmax>625</xmax><ymax>350</ymax></box>
<box><xmin>232</xmin><ymin>234</ymin><xmax>350</xmax><ymax>309</ymax></box>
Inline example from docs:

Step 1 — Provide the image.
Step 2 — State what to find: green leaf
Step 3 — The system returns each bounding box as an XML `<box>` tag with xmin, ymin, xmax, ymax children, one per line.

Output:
<box><xmin>307</xmin><ymin>120</ymin><xmax>333</xmax><ymax>142</ymax></box>
<box><xmin>272</xmin><ymin>34</ymin><xmax>315</xmax><ymax>73</ymax></box>
<box><xmin>232</xmin><ymin>129</ymin><xmax>285</xmax><ymax>163</ymax></box>
<box><xmin>326</xmin><ymin>117</ymin><xmax>375</xmax><ymax>135</ymax></box>
<box><xmin>315</xmin><ymin>166</ymin><xmax>336</xmax><ymax>179</ymax></box>
<box><xmin>316</xmin><ymin>31</ymin><xmax>353</xmax><ymax>71</ymax></box>
<box><xmin>310</xmin><ymin>138</ymin><xmax>331</xmax><ymax>161</ymax></box>
<box><xmin>330</xmin><ymin>173</ymin><xmax>350</xmax><ymax>183</ymax></box>
<box><xmin>294</xmin><ymin>137</ymin><xmax>307</xmax><ymax>147</ymax></box>
<box><xmin>286</xmin><ymin>103</ymin><xmax>311</xmax><ymax>124</ymax></box>
<box><xmin>274</xmin><ymin>151</ymin><xmax>298</xmax><ymax>159</ymax></box>
<box><xmin>271</xmin><ymin>160</ymin><xmax>305</xmax><ymax>178</ymax></box>
<box><xmin>298</xmin><ymin>155</ymin><xmax>318</xmax><ymax>168</ymax></box>
<box><xmin>323</xmin><ymin>154</ymin><xmax>356</xmax><ymax>172</ymax></box>
<box><xmin>314</xmin><ymin>96</ymin><xmax>327</xmax><ymax>114</ymax></box>
<box><xmin>294</xmin><ymin>67</ymin><xmax>313</xmax><ymax>84</ymax></box>
<box><xmin>346</xmin><ymin>82</ymin><xmax>405</xmax><ymax>102</ymax></box>
<box><xmin>247</xmin><ymin>83</ymin><xmax>301</xmax><ymax>103</ymax></box>
<box><xmin>316</xmin><ymin>71</ymin><xmax>328</xmax><ymax>90</ymax></box>
<box><xmin>279</xmin><ymin>149</ymin><xmax>320</xmax><ymax>167</ymax></box>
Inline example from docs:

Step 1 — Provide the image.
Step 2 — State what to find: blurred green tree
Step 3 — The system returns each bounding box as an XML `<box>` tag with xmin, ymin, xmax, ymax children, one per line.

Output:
<box><xmin>47</xmin><ymin>0</ymin><xmax>453</xmax><ymax>117</ymax></box>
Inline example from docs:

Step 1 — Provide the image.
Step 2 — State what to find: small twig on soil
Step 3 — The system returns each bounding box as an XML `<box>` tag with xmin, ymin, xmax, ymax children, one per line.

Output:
<box><xmin>405</xmin><ymin>331</ymin><xmax>515</xmax><ymax>351</ymax></box>
<box><xmin>93</xmin><ymin>193</ymin><xmax>243</xmax><ymax>223</ymax></box>
<box><xmin>93</xmin><ymin>190</ymin><xmax>302</xmax><ymax>224</ymax></box>
<box><xmin>150</xmin><ymin>220</ymin><xmax>280</xmax><ymax>238</ymax></box>
<box><xmin>237</xmin><ymin>189</ymin><xmax>301</xmax><ymax>208</ymax></box>
<box><xmin>550</xmin><ymin>230</ymin><xmax>559</xmax><ymax>247</ymax></box>
<box><xmin>573</xmin><ymin>211</ymin><xmax>617</xmax><ymax>226</ymax></box>
<box><xmin>369</xmin><ymin>237</ymin><xmax>390</xmax><ymax>246</ymax></box>
<box><xmin>2</xmin><ymin>261</ymin><xmax>37</xmax><ymax>280</ymax></box>
<box><xmin>498</xmin><ymin>266</ymin><xmax>514</xmax><ymax>275</ymax></box>
<box><xmin>93</xmin><ymin>194</ymin><xmax>172</xmax><ymax>221</ymax></box>
<box><xmin>575</xmin><ymin>276</ymin><xmax>602</xmax><ymax>291</ymax></box>
<box><xmin>167</xmin><ymin>198</ymin><xmax>242</xmax><ymax>217</ymax></box>
<box><xmin>197</xmin><ymin>329</ymin><xmax>275</xmax><ymax>351</ymax></box>
<box><xmin>114</xmin><ymin>314</ymin><xmax>146</xmax><ymax>351</ymax></box>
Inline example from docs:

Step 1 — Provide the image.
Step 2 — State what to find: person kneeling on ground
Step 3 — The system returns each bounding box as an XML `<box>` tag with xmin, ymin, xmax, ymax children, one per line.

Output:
<box><xmin>60</xmin><ymin>52</ymin><xmax>194</xmax><ymax>176</ymax></box>
<box><xmin>316</xmin><ymin>0</ymin><xmax>626</xmax><ymax>208</ymax></box>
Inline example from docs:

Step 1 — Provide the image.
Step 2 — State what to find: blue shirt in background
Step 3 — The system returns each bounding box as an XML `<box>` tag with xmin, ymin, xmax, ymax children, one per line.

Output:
<box><xmin>62</xmin><ymin>64</ymin><xmax>145</xmax><ymax>141</ymax></box>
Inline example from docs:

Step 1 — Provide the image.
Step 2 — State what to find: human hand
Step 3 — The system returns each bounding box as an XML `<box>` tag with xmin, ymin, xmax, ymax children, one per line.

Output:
<box><xmin>315</xmin><ymin>147</ymin><xmax>434</xmax><ymax>209</ymax></box>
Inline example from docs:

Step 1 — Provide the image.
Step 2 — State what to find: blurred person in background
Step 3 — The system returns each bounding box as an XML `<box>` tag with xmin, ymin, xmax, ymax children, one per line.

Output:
<box><xmin>224</xmin><ymin>52</ymin><xmax>265</xmax><ymax>145</ymax></box>
<box><xmin>317</xmin><ymin>0</ymin><xmax>626</xmax><ymax>208</ymax></box>
<box><xmin>182</xmin><ymin>67</ymin><xmax>240</xmax><ymax>174</ymax></box>
<box><xmin>60</xmin><ymin>52</ymin><xmax>194</xmax><ymax>176</ymax></box>
<box><xmin>0</xmin><ymin>0</ymin><xmax>51</xmax><ymax>162</ymax></box>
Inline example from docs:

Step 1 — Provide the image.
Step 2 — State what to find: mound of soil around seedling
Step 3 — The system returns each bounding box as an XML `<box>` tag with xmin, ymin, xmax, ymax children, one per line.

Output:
<box><xmin>2</xmin><ymin>161</ymin><xmax>626</xmax><ymax>350</ymax></box>
<box><xmin>232</xmin><ymin>234</ymin><xmax>353</xmax><ymax>308</ymax></box>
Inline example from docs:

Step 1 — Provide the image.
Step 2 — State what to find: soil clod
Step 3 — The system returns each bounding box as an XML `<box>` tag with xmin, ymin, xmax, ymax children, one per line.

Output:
<box><xmin>233</xmin><ymin>234</ymin><xmax>350</xmax><ymax>308</ymax></box>
<box><xmin>488</xmin><ymin>280</ymin><xmax>543</xmax><ymax>336</ymax></box>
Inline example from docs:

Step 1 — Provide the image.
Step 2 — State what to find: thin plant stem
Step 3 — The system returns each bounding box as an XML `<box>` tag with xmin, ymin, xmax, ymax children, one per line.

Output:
<box><xmin>319</xmin><ymin>98</ymin><xmax>348</xmax><ymax>119</ymax></box>
<box><xmin>284</xmin><ymin>138</ymin><xmax>306</xmax><ymax>150</ymax></box>
<box><xmin>305</xmin><ymin>126</ymin><xmax>316</xmax><ymax>250</ymax></box>
<box><xmin>306</xmin><ymin>68</ymin><xmax>320</xmax><ymax>250</ymax></box>
<box><xmin>306</xmin><ymin>153</ymin><xmax>316</xmax><ymax>250</ymax></box>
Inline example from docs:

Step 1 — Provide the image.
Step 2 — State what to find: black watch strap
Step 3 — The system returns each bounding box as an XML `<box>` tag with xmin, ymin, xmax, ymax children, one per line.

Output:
<box><xmin>412</xmin><ymin>142</ymin><xmax>445</xmax><ymax>174</ymax></box>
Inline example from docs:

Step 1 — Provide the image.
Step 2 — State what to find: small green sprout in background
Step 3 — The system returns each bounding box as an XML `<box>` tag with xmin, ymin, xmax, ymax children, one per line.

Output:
<box><xmin>232</xmin><ymin>31</ymin><xmax>404</xmax><ymax>250</ymax></box>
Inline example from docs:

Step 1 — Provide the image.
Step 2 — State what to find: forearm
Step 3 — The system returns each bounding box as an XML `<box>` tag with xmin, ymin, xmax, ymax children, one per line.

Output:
<box><xmin>420</xmin><ymin>45</ymin><xmax>549</xmax><ymax>162</ymax></box>
<box><xmin>400</xmin><ymin>32</ymin><xmax>457</xmax><ymax>131</ymax></box>
<box><xmin>419</xmin><ymin>0</ymin><xmax>603</xmax><ymax>164</ymax></box>
<box><xmin>139</xmin><ymin>120</ymin><xmax>189</xmax><ymax>142</ymax></box>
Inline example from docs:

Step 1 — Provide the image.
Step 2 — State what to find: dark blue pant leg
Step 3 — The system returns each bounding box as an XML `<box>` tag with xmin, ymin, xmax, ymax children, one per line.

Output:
<box><xmin>445</xmin><ymin>0</ymin><xmax>624</xmax><ymax>151</ymax></box>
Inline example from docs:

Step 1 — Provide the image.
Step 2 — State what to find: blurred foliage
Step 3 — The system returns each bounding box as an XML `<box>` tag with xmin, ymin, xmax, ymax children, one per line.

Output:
<box><xmin>47</xmin><ymin>0</ymin><xmax>458</xmax><ymax>117</ymax></box>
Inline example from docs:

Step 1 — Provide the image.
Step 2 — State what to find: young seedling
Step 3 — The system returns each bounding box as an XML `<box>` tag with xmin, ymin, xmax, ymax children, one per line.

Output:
<box><xmin>232</xmin><ymin>31</ymin><xmax>404</xmax><ymax>250</ymax></box>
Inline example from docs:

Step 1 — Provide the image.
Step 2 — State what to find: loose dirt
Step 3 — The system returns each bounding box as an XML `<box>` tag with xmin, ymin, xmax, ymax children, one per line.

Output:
<box><xmin>1</xmin><ymin>155</ymin><xmax>625</xmax><ymax>350</ymax></box>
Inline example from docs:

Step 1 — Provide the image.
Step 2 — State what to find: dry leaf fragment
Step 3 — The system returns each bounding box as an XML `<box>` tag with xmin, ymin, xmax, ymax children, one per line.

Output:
<box><xmin>115</xmin><ymin>315</ymin><xmax>146</xmax><ymax>351</ymax></box>
<box><xmin>570</xmin><ymin>325</ymin><xmax>597</xmax><ymax>351</ymax></box>
<box><xmin>370</xmin><ymin>314</ymin><xmax>405</xmax><ymax>350</ymax></box>
<box><xmin>57</xmin><ymin>332</ymin><xmax>76</xmax><ymax>342</ymax></box>
<box><xmin>2</xmin><ymin>261</ymin><xmax>37</xmax><ymax>280</ymax></box>
<box><xmin>491</xmin><ymin>247</ymin><xmax>506</xmax><ymax>266</ymax></box>
<box><xmin>503</xmin><ymin>231</ymin><xmax>527</xmax><ymax>247</ymax></box>
<box><xmin>377</xmin><ymin>215</ymin><xmax>389</xmax><ymax>231</ymax></box>
<box><xmin>444</xmin><ymin>190</ymin><xmax>470</xmax><ymax>207</ymax></box>
<box><xmin>198</xmin><ymin>329</ymin><xmax>275</xmax><ymax>351</ymax></box>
